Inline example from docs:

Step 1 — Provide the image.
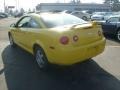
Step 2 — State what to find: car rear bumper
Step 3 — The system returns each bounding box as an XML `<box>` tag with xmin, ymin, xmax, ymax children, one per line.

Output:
<box><xmin>47</xmin><ymin>38</ymin><xmax>106</xmax><ymax>65</ymax></box>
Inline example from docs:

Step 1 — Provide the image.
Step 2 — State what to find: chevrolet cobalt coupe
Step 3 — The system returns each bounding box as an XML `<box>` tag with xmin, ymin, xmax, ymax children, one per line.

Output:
<box><xmin>8</xmin><ymin>13</ymin><xmax>106</xmax><ymax>69</ymax></box>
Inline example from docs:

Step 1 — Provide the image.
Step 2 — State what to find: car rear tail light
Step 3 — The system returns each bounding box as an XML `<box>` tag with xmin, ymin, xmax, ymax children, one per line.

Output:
<box><xmin>73</xmin><ymin>35</ymin><xmax>79</xmax><ymax>42</ymax></box>
<box><xmin>60</xmin><ymin>36</ymin><xmax>69</xmax><ymax>45</ymax></box>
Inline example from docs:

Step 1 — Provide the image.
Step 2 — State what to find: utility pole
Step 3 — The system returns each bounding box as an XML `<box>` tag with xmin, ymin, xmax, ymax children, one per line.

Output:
<box><xmin>15</xmin><ymin>0</ymin><xmax>20</xmax><ymax>11</ymax></box>
<box><xmin>15</xmin><ymin>0</ymin><xmax>17</xmax><ymax>11</ymax></box>
<box><xmin>4</xmin><ymin>0</ymin><xmax>5</xmax><ymax>12</ymax></box>
<box><xmin>18</xmin><ymin>0</ymin><xmax>19</xmax><ymax>10</ymax></box>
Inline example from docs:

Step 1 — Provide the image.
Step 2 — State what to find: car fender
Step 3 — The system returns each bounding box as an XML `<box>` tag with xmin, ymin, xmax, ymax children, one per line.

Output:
<box><xmin>115</xmin><ymin>27</ymin><xmax>120</xmax><ymax>34</ymax></box>
<box><xmin>33</xmin><ymin>40</ymin><xmax>48</xmax><ymax>57</ymax></box>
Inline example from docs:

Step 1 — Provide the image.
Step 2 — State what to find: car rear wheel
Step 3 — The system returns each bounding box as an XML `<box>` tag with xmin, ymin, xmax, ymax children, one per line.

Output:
<box><xmin>116</xmin><ymin>30</ymin><xmax>120</xmax><ymax>41</ymax></box>
<box><xmin>9</xmin><ymin>34</ymin><xmax>16</xmax><ymax>47</ymax></box>
<box><xmin>34</xmin><ymin>46</ymin><xmax>49</xmax><ymax>70</ymax></box>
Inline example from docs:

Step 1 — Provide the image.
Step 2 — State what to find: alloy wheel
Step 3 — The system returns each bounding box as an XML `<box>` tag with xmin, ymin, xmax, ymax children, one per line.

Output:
<box><xmin>36</xmin><ymin>49</ymin><xmax>46</xmax><ymax>68</ymax></box>
<box><xmin>9</xmin><ymin>35</ymin><xmax>14</xmax><ymax>46</ymax></box>
<box><xmin>117</xmin><ymin>30</ymin><xmax>120</xmax><ymax>41</ymax></box>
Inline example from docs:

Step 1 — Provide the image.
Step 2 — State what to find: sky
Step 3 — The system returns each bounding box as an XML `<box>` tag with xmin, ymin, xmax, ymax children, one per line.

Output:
<box><xmin>0</xmin><ymin>0</ymin><xmax>104</xmax><ymax>11</ymax></box>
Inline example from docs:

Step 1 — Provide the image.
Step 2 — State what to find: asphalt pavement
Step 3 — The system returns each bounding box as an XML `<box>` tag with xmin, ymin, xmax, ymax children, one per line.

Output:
<box><xmin>0</xmin><ymin>41</ymin><xmax>120</xmax><ymax>90</ymax></box>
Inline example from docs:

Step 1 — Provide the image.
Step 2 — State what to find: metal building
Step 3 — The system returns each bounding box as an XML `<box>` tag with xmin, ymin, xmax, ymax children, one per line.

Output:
<box><xmin>36</xmin><ymin>3</ymin><xmax>111</xmax><ymax>12</ymax></box>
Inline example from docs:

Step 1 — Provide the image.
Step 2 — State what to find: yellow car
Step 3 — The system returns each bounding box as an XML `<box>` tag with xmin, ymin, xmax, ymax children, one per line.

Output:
<box><xmin>8</xmin><ymin>13</ymin><xmax>105</xmax><ymax>69</ymax></box>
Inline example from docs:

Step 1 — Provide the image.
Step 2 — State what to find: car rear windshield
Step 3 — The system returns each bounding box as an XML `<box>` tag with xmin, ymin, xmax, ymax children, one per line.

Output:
<box><xmin>41</xmin><ymin>13</ymin><xmax>88</xmax><ymax>28</ymax></box>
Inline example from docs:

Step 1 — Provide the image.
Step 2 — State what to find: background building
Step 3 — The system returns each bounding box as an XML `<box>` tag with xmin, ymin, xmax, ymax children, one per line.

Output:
<box><xmin>36</xmin><ymin>3</ymin><xmax>111</xmax><ymax>12</ymax></box>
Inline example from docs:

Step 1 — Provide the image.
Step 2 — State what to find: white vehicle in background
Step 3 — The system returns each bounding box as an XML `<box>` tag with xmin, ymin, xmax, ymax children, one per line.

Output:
<box><xmin>91</xmin><ymin>12</ymin><xmax>120</xmax><ymax>25</ymax></box>
<box><xmin>91</xmin><ymin>12</ymin><xmax>116</xmax><ymax>21</ymax></box>
<box><xmin>70</xmin><ymin>11</ymin><xmax>91</xmax><ymax>21</ymax></box>
<box><xmin>61</xmin><ymin>10</ymin><xmax>72</xmax><ymax>14</ymax></box>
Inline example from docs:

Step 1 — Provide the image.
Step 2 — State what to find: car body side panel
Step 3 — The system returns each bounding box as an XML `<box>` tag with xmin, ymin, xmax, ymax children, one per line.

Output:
<box><xmin>10</xmin><ymin>28</ymin><xmax>22</xmax><ymax>45</ymax></box>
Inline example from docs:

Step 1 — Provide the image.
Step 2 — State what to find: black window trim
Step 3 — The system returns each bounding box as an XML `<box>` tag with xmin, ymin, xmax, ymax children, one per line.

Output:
<box><xmin>15</xmin><ymin>16</ymin><xmax>31</xmax><ymax>28</ymax></box>
<box><xmin>15</xmin><ymin>16</ymin><xmax>42</xmax><ymax>29</ymax></box>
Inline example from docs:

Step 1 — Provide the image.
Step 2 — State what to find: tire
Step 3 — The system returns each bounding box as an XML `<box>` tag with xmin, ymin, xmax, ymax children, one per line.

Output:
<box><xmin>82</xmin><ymin>16</ymin><xmax>87</xmax><ymax>21</ymax></box>
<box><xmin>9</xmin><ymin>34</ymin><xmax>16</xmax><ymax>47</ymax></box>
<box><xmin>116</xmin><ymin>30</ymin><xmax>120</xmax><ymax>41</ymax></box>
<box><xmin>34</xmin><ymin>46</ymin><xmax>49</xmax><ymax>70</ymax></box>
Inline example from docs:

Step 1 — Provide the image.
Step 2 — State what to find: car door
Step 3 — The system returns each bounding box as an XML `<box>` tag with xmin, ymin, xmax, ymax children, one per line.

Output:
<box><xmin>14</xmin><ymin>16</ymin><xmax>31</xmax><ymax>47</ymax></box>
<box><xmin>102</xmin><ymin>17</ymin><xmax>119</xmax><ymax>34</ymax></box>
<box><xmin>22</xmin><ymin>18</ymin><xmax>42</xmax><ymax>50</ymax></box>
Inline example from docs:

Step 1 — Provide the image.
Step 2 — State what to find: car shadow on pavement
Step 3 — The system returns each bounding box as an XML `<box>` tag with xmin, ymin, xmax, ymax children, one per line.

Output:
<box><xmin>2</xmin><ymin>45</ymin><xmax>120</xmax><ymax>90</ymax></box>
<box><xmin>0</xmin><ymin>68</ymin><xmax>5</xmax><ymax>75</ymax></box>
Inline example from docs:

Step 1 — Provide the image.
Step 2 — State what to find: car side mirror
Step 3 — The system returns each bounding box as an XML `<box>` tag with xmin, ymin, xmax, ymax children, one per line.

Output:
<box><xmin>10</xmin><ymin>23</ymin><xmax>16</xmax><ymax>27</ymax></box>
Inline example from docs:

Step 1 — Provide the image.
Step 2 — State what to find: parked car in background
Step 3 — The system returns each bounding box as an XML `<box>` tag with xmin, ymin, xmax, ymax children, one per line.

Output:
<box><xmin>0</xmin><ymin>15</ymin><xmax>4</xmax><ymax>18</ymax></box>
<box><xmin>0</xmin><ymin>12</ymin><xmax>8</xmax><ymax>18</ymax></box>
<box><xmin>102</xmin><ymin>15</ymin><xmax>120</xmax><ymax>41</ymax></box>
<box><xmin>61</xmin><ymin>10</ymin><xmax>72</xmax><ymax>14</ymax></box>
<box><xmin>9</xmin><ymin>13</ymin><xmax>105</xmax><ymax>69</ymax></box>
<box><xmin>82</xmin><ymin>10</ymin><xmax>94</xmax><ymax>15</ymax></box>
<box><xmin>91</xmin><ymin>12</ymin><xmax>115</xmax><ymax>21</ymax></box>
<box><xmin>70</xmin><ymin>11</ymin><xmax>91</xmax><ymax>21</ymax></box>
<box><xmin>14</xmin><ymin>12</ymin><xmax>23</xmax><ymax>18</ymax></box>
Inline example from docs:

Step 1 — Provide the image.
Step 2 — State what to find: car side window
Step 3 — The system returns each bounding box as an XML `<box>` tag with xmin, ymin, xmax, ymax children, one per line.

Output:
<box><xmin>28</xmin><ymin>19</ymin><xmax>41</xmax><ymax>28</ymax></box>
<box><xmin>17</xmin><ymin>17</ymin><xmax>31</xmax><ymax>28</ymax></box>
<box><xmin>78</xmin><ymin>12</ymin><xmax>82</xmax><ymax>14</ymax></box>
<box><xmin>72</xmin><ymin>12</ymin><xmax>79</xmax><ymax>15</ymax></box>
<box><xmin>107</xmin><ymin>17</ymin><xmax>119</xmax><ymax>23</ymax></box>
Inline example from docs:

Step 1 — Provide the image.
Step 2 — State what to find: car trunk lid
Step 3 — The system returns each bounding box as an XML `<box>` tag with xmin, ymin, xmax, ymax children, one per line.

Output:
<box><xmin>70</xmin><ymin>23</ymin><xmax>103</xmax><ymax>46</ymax></box>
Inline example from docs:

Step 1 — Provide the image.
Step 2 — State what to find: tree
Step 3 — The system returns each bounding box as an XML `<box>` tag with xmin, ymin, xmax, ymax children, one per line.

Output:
<box><xmin>104</xmin><ymin>0</ymin><xmax>120</xmax><ymax>11</ymax></box>
<box><xmin>20</xmin><ymin>8</ymin><xmax>25</xmax><ymax>13</ymax></box>
<box><xmin>33</xmin><ymin>9</ymin><xmax>36</xmax><ymax>13</ymax></box>
<box><xmin>9</xmin><ymin>9</ymin><xmax>14</xmax><ymax>15</ymax></box>
<box><xmin>70</xmin><ymin>0</ymin><xmax>81</xmax><ymax>3</ymax></box>
<box><xmin>112</xmin><ymin>2</ymin><xmax>120</xmax><ymax>11</ymax></box>
<box><xmin>104</xmin><ymin>0</ymin><xmax>119</xmax><ymax>4</ymax></box>
<box><xmin>76</xmin><ymin>0</ymin><xmax>81</xmax><ymax>3</ymax></box>
<box><xmin>5</xmin><ymin>6</ymin><xmax>9</xmax><ymax>13</ymax></box>
<box><xmin>28</xmin><ymin>8</ymin><xmax>31</xmax><ymax>12</ymax></box>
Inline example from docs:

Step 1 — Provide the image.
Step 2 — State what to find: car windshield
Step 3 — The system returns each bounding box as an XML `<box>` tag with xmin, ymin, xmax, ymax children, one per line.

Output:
<box><xmin>41</xmin><ymin>13</ymin><xmax>88</xmax><ymax>28</ymax></box>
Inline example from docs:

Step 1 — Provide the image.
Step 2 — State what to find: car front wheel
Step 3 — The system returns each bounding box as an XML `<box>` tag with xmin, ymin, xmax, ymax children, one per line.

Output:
<box><xmin>34</xmin><ymin>47</ymin><xmax>49</xmax><ymax>70</ymax></box>
<box><xmin>116</xmin><ymin>30</ymin><xmax>120</xmax><ymax>41</ymax></box>
<box><xmin>9</xmin><ymin>34</ymin><xmax>16</xmax><ymax>47</ymax></box>
<box><xmin>82</xmin><ymin>16</ymin><xmax>87</xmax><ymax>21</ymax></box>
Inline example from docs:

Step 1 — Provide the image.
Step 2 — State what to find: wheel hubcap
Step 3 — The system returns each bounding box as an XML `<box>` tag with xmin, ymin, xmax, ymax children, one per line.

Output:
<box><xmin>36</xmin><ymin>50</ymin><xmax>45</xmax><ymax>68</ymax></box>
<box><xmin>83</xmin><ymin>17</ymin><xmax>87</xmax><ymax>20</ymax></box>
<box><xmin>117</xmin><ymin>31</ymin><xmax>120</xmax><ymax>41</ymax></box>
